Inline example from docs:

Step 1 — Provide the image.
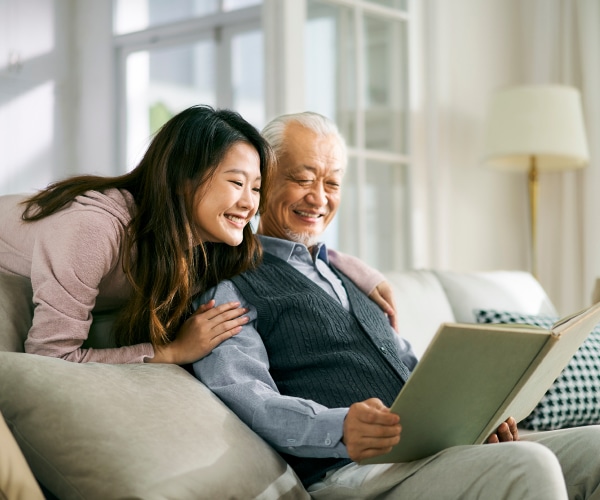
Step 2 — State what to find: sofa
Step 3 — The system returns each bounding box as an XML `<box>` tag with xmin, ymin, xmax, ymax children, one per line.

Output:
<box><xmin>2</xmin><ymin>268</ymin><xmax>599</xmax><ymax>499</ymax></box>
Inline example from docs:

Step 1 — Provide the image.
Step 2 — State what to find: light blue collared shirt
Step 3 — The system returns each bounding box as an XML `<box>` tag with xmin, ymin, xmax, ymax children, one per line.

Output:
<box><xmin>192</xmin><ymin>235</ymin><xmax>416</xmax><ymax>460</ymax></box>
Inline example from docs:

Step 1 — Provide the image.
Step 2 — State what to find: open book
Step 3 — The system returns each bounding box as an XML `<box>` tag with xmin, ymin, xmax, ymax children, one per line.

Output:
<box><xmin>361</xmin><ymin>302</ymin><xmax>600</xmax><ymax>464</ymax></box>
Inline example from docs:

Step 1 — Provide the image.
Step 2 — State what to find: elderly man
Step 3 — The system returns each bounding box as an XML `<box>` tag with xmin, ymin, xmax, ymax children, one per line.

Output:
<box><xmin>193</xmin><ymin>111</ymin><xmax>600</xmax><ymax>499</ymax></box>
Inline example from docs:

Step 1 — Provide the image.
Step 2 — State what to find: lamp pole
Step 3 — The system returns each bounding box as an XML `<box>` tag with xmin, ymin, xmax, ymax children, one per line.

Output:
<box><xmin>528</xmin><ymin>155</ymin><xmax>538</xmax><ymax>279</ymax></box>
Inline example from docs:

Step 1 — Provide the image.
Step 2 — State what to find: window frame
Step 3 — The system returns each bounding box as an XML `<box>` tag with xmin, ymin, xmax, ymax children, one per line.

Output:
<box><xmin>298</xmin><ymin>0</ymin><xmax>414</xmax><ymax>270</ymax></box>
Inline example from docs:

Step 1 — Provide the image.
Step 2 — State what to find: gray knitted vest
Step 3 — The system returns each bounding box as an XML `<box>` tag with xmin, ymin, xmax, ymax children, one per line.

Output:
<box><xmin>230</xmin><ymin>252</ymin><xmax>412</xmax><ymax>486</ymax></box>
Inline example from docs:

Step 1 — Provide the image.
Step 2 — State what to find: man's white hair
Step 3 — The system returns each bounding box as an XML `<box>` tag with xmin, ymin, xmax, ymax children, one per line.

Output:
<box><xmin>261</xmin><ymin>111</ymin><xmax>348</xmax><ymax>167</ymax></box>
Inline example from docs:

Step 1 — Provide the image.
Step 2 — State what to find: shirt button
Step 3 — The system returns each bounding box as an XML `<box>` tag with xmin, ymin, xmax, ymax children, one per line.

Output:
<box><xmin>380</xmin><ymin>346</ymin><xmax>387</xmax><ymax>353</ymax></box>
<box><xmin>324</xmin><ymin>438</ymin><xmax>332</xmax><ymax>445</ymax></box>
<box><xmin>333</xmin><ymin>453</ymin><xmax>340</xmax><ymax>458</ymax></box>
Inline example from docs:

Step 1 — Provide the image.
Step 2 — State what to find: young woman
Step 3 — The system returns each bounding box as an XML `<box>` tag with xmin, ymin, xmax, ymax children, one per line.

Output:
<box><xmin>0</xmin><ymin>105</ymin><xmax>274</xmax><ymax>364</ymax></box>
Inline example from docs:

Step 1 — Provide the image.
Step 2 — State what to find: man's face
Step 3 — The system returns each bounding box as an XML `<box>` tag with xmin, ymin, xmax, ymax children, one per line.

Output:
<box><xmin>259</xmin><ymin>122</ymin><xmax>345</xmax><ymax>248</ymax></box>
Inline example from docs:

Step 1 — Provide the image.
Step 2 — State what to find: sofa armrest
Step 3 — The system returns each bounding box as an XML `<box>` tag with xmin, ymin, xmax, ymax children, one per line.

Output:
<box><xmin>0</xmin><ymin>410</ymin><xmax>44</xmax><ymax>500</ymax></box>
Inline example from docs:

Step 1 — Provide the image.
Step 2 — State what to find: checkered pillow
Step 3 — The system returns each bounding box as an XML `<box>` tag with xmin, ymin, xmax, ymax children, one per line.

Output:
<box><xmin>475</xmin><ymin>309</ymin><xmax>600</xmax><ymax>431</ymax></box>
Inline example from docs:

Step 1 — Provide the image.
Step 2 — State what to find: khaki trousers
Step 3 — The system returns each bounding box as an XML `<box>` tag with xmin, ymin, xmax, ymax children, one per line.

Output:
<box><xmin>308</xmin><ymin>425</ymin><xmax>600</xmax><ymax>500</ymax></box>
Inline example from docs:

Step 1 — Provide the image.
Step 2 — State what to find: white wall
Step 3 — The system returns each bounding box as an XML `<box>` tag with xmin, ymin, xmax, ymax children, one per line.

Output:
<box><xmin>413</xmin><ymin>0</ymin><xmax>531</xmax><ymax>274</ymax></box>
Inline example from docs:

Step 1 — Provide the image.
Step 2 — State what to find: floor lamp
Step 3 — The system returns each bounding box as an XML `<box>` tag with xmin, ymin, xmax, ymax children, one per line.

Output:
<box><xmin>481</xmin><ymin>85</ymin><xmax>589</xmax><ymax>278</ymax></box>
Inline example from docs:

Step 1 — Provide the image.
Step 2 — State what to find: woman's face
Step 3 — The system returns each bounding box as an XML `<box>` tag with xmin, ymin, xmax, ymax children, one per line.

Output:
<box><xmin>190</xmin><ymin>142</ymin><xmax>262</xmax><ymax>246</ymax></box>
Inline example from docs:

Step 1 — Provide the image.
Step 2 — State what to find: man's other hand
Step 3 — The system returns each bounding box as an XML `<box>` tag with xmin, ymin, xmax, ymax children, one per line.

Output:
<box><xmin>487</xmin><ymin>417</ymin><xmax>519</xmax><ymax>443</ymax></box>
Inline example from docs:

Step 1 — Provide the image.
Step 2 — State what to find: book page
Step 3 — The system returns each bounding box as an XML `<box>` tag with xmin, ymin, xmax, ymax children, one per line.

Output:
<box><xmin>552</xmin><ymin>302</ymin><xmax>600</xmax><ymax>332</ymax></box>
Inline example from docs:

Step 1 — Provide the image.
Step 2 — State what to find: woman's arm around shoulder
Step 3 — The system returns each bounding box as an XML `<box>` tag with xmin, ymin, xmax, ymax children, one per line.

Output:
<box><xmin>327</xmin><ymin>249</ymin><xmax>398</xmax><ymax>331</ymax></box>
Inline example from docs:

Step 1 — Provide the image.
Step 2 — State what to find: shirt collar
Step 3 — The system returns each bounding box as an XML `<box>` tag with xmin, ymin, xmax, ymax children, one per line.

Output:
<box><xmin>258</xmin><ymin>234</ymin><xmax>330</xmax><ymax>264</ymax></box>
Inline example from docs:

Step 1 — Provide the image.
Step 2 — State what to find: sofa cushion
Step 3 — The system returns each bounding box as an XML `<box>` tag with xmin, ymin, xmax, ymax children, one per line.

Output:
<box><xmin>0</xmin><ymin>272</ymin><xmax>120</xmax><ymax>353</ymax></box>
<box><xmin>384</xmin><ymin>270</ymin><xmax>456</xmax><ymax>358</ymax></box>
<box><xmin>0</xmin><ymin>352</ymin><xmax>308</xmax><ymax>499</ymax></box>
<box><xmin>475</xmin><ymin>309</ymin><xmax>600</xmax><ymax>431</ymax></box>
<box><xmin>435</xmin><ymin>270</ymin><xmax>558</xmax><ymax>323</ymax></box>
<box><xmin>0</xmin><ymin>273</ymin><xmax>33</xmax><ymax>352</ymax></box>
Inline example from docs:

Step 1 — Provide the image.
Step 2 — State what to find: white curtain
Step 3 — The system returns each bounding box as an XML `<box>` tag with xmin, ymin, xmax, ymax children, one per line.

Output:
<box><xmin>522</xmin><ymin>0</ymin><xmax>600</xmax><ymax>314</ymax></box>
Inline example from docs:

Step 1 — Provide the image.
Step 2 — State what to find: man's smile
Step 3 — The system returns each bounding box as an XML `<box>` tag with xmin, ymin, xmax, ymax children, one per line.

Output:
<box><xmin>293</xmin><ymin>209</ymin><xmax>327</xmax><ymax>219</ymax></box>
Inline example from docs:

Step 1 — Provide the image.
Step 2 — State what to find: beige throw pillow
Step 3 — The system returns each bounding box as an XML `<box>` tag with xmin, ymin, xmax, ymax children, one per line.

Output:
<box><xmin>0</xmin><ymin>353</ymin><xmax>307</xmax><ymax>499</ymax></box>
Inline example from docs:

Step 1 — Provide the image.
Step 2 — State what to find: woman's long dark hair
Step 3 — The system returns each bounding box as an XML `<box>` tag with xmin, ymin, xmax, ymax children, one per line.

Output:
<box><xmin>22</xmin><ymin>105</ymin><xmax>274</xmax><ymax>347</ymax></box>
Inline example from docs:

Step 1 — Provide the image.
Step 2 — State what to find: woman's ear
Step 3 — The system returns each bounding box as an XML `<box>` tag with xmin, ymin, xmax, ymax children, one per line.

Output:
<box><xmin>181</xmin><ymin>180</ymin><xmax>194</xmax><ymax>198</ymax></box>
<box><xmin>183</xmin><ymin>179</ymin><xmax>205</xmax><ymax>205</ymax></box>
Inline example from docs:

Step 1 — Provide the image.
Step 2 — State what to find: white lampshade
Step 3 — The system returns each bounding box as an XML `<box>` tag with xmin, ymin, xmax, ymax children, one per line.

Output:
<box><xmin>482</xmin><ymin>85</ymin><xmax>590</xmax><ymax>172</ymax></box>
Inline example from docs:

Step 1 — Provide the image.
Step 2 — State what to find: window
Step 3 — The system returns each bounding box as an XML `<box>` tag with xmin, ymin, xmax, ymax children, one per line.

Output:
<box><xmin>113</xmin><ymin>0</ymin><xmax>263</xmax><ymax>170</ymax></box>
<box><xmin>305</xmin><ymin>0</ymin><xmax>412</xmax><ymax>271</ymax></box>
<box><xmin>114</xmin><ymin>0</ymin><xmax>413</xmax><ymax>271</ymax></box>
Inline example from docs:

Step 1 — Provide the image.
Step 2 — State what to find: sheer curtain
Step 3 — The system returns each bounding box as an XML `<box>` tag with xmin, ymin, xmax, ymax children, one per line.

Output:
<box><xmin>521</xmin><ymin>0</ymin><xmax>600</xmax><ymax>314</ymax></box>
